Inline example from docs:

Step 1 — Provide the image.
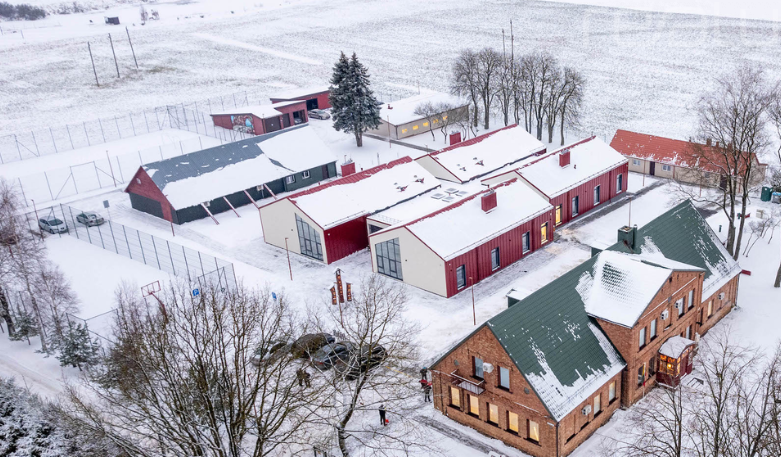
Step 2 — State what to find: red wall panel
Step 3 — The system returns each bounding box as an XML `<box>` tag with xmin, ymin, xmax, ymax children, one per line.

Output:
<box><xmin>324</xmin><ymin>216</ymin><xmax>370</xmax><ymax>264</ymax></box>
<box><xmin>443</xmin><ymin>211</ymin><xmax>555</xmax><ymax>297</ymax></box>
<box><xmin>124</xmin><ymin>168</ymin><xmax>176</xmax><ymax>222</ymax></box>
<box><xmin>550</xmin><ymin>163</ymin><xmax>628</xmax><ymax>225</ymax></box>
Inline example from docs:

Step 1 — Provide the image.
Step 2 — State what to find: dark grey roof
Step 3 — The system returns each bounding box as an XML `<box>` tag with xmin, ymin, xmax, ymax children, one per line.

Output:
<box><xmin>142</xmin><ymin>125</ymin><xmax>321</xmax><ymax>191</ymax></box>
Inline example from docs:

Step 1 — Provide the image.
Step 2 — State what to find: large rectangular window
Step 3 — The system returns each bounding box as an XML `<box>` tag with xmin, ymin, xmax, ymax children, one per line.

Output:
<box><xmin>508</xmin><ymin>411</ymin><xmax>519</xmax><ymax>433</ymax></box>
<box><xmin>450</xmin><ymin>387</ymin><xmax>460</xmax><ymax>408</ymax></box>
<box><xmin>491</xmin><ymin>247</ymin><xmax>500</xmax><ymax>271</ymax></box>
<box><xmin>594</xmin><ymin>394</ymin><xmax>601</xmax><ymax>415</ymax></box>
<box><xmin>688</xmin><ymin>290</ymin><xmax>694</xmax><ymax>309</ymax></box>
<box><xmin>488</xmin><ymin>403</ymin><xmax>499</xmax><ymax>425</ymax></box>
<box><xmin>609</xmin><ymin>381</ymin><xmax>616</xmax><ymax>402</ymax></box>
<box><xmin>457</xmin><ymin>265</ymin><xmax>466</xmax><ymax>289</ymax></box>
<box><xmin>522</xmin><ymin>232</ymin><xmax>530</xmax><ymax>253</ymax></box>
<box><xmin>295</xmin><ymin>214</ymin><xmax>323</xmax><ymax>261</ymax></box>
<box><xmin>677</xmin><ymin>298</ymin><xmax>684</xmax><ymax>316</ymax></box>
<box><xmin>639</xmin><ymin>327</ymin><xmax>646</xmax><ymax>349</ymax></box>
<box><xmin>528</xmin><ymin>420</ymin><xmax>540</xmax><ymax>443</ymax></box>
<box><xmin>555</xmin><ymin>205</ymin><xmax>562</xmax><ymax>225</ymax></box>
<box><xmin>469</xmin><ymin>394</ymin><xmax>480</xmax><ymax>416</ymax></box>
<box><xmin>572</xmin><ymin>196</ymin><xmax>579</xmax><ymax>217</ymax></box>
<box><xmin>650</xmin><ymin>319</ymin><xmax>657</xmax><ymax>339</ymax></box>
<box><xmin>541</xmin><ymin>222</ymin><xmax>549</xmax><ymax>244</ymax></box>
<box><xmin>637</xmin><ymin>364</ymin><xmax>645</xmax><ymax>386</ymax></box>
<box><xmin>375</xmin><ymin>238</ymin><xmax>403</xmax><ymax>280</ymax></box>
<box><xmin>617</xmin><ymin>174</ymin><xmax>623</xmax><ymax>193</ymax></box>
<box><xmin>594</xmin><ymin>185</ymin><xmax>601</xmax><ymax>205</ymax></box>
<box><xmin>499</xmin><ymin>367</ymin><xmax>510</xmax><ymax>389</ymax></box>
<box><xmin>474</xmin><ymin>356</ymin><xmax>484</xmax><ymax>379</ymax></box>
<box><xmin>707</xmin><ymin>300</ymin><xmax>713</xmax><ymax>317</ymax></box>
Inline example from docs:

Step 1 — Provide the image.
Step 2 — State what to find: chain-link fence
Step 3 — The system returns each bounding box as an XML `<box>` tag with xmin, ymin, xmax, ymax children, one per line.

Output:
<box><xmin>23</xmin><ymin>203</ymin><xmax>238</xmax><ymax>292</ymax></box>
<box><xmin>0</xmin><ymin>90</ymin><xmax>251</xmax><ymax>164</ymax></box>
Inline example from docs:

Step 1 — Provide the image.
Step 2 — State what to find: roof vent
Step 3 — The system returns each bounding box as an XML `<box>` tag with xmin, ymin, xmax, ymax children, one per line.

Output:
<box><xmin>618</xmin><ymin>225</ymin><xmax>637</xmax><ymax>252</ymax></box>
<box><xmin>559</xmin><ymin>150</ymin><xmax>571</xmax><ymax>167</ymax></box>
<box><xmin>481</xmin><ymin>191</ymin><xmax>497</xmax><ymax>213</ymax></box>
<box><xmin>706</xmin><ymin>138</ymin><xmax>712</xmax><ymax>146</ymax></box>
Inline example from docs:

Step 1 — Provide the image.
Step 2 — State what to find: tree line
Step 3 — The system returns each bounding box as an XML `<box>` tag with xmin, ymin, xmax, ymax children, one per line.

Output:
<box><xmin>450</xmin><ymin>47</ymin><xmax>585</xmax><ymax>144</ymax></box>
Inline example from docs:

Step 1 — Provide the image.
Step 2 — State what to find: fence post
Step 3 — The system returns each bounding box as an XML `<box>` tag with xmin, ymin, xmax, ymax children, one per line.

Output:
<box><xmin>14</xmin><ymin>134</ymin><xmax>22</xmax><ymax>160</ymax></box>
<box><xmin>114</xmin><ymin>116</ymin><xmax>122</xmax><ymax>139</ymax></box>
<box><xmin>137</xmin><ymin>230</ymin><xmax>146</xmax><ymax>264</ymax></box>
<box><xmin>83</xmin><ymin>122</ymin><xmax>90</xmax><ymax>146</ymax></box>
<box><xmin>49</xmin><ymin>128</ymin><xmax>58</xmax><ymax>153</ymax></box>
<box><xmin>109</xmin><ymin>221</ymin><xmax>119</xmax><ymax>254</ymax></box>
<box><xmin>66</xmin><ymin>124</ymin><xmax>74</xmax><ymax>149</ymax></box>
<box><xmin>129</xmin><ymin>113</ymin><xmax>137</xmax><ymax>136</ymax></box>
<box><xmin>220</xmin><ymin>96</ymin><xmax>224</xmax><ymax>110</ymax></box>
<box><xmin>214</xmin><ymin>257</ymin><xmax>224</xmax><ymax>290</ymax></box>
<box><xmin>232</xmin><ymin>93</ymin><xmax>237</xmax><ymax>108</ymax></box>
<box><xmin>116</xmin><ymin>157</ymin><xmax>125</xmax><ymax>182</ymax></box>
<box><xmin>180</xmin><ymin>142</ymin><xmax>184</xmax><ymax>155</ymax></box>
<box><xmin>182</xmin><ymin>245</ymin><xmax>192</xmax><ymax>282</ymax></box>
<box><xmin>154</xmin><ymin>109</ymin><xmax>161</xmax><ymax>130</ymax></box>
<box><xmin>17</xmin><ymin>178</ymin><xmax>28</xmax><ymax>206</ymax></box>
<box><xmin>68</xmin><ymin>206</ymin><xmax>79</xmax><ymax>240</ymax></box>
<box><xmin>31</xmin><ymin>130</ymin><xmax>40</xmax><ymax>156</ymax></box>
<box><xmin>98</xmin><ymin>118</ymin><xmax>106</xmax><ymax>142</ymax></box>
<box><xmin>166</xmin><ymin>240</ymin><xmax>176</xmax><ymax>275</ymax></box>
<box><xmin>96</xmin><ymin>222</ymin><xmax>105</xmax><ymax>249</ymax></box>
<box><xmin>199</xmin><ymin>136</ymin><xmax>203</xmax><ymax>150</ymax></box>
<box><xmin>84</xmin><ymin>215</ymin><xmax>92</xmax><ymax>244</ymax></box>
<box><xmin>43</xmin><ymin>172</ymin><xmax>55</xmax><ymax>201</ymax></box>
<box><xmin>181</xmin><ymin>104</ymin><xmax>188</xmax><ymax>128</ymax></box>
<box><xmin>151</xmin><ymin>236</ymin><xmax>161</xmax><ymax>269</ymax></box>
<box><xmin>94</xmin><ymin>161</ymin><xmax>102</xmax><ymax>188</ymax></box>
<box><xmin>198</xmin><ymin>251</ymin><xmax>205</xmax><ymax>276</ymax></box>
<box><xmin>122</xmin><ymin>225</ymin><xmax>132</xmax><ymax>259</ymax></box>
<box><xmin>143</xmin><ymin>110</ymin><xmax>150</xmax><ymax>133</ymax></box>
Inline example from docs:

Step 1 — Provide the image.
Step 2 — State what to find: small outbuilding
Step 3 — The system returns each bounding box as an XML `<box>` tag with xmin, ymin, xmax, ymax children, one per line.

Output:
<box><xmin>259</xmin><ymin>157</ymin><xmax>439</xmax><ymax>264</ymax></box>
<box><xmin>368</xmin><ymin>92</ymin><xmax>469</xmax><ymax>140</ymax></box>
<box><xmin>210</xmin><ymin>101</ymin><xmax>308</xmax><ymax>135</ymax></box>
<box><xmin>416</xmin><ymin>124</ymin><xmax>546</xmax><ymax>184</ymax></box>
<box><xmin>125</xmin><ymin>125</ymin><xmax>337</xmax><ymax>224</ymax></box>
<box><xmin>269</xmin><ymin>86</ymin><xmax>331</xmax><ymax>110</ymax></box>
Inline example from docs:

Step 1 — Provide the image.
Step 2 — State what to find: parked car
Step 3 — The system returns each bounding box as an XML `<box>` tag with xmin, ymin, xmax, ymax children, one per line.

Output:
<box><xmin>308</xmin><ymin>109</ymin><xmax>331</xmax><ymax>120</ymax></box>
<box><xmin>75</xmin><ymin>211</ymin><xmax>105</xmax><ymax>227</ymax></box>
<box><xmin>250</xmin><ymin>340</ymin><xmax>290</xmax><ymax>367</ymax></box>
<box><xmin>311</xmin><ymin>342</ymin><xmax>354</xmax><ymax>371</ymax></box>
<box><xmin>38</xmin><ymin>218</ymin><xmax>68</xmax><ymax>234</ymax></box>
<box><xmin>291</xmin><ymin>333</ymin><xmax>335</xmax><ymax>359</ymax></box>
<box><xmin>334</xmin><ymin>344</ymin><xmax>386</xmax><ymax>380</ymax></box>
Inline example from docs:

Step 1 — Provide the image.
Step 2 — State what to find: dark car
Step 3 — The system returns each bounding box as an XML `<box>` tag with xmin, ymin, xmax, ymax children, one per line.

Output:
<box><xmin>291</xmin><ymin>333</ymin><xmax>335</xmax><ymax>359</ymax></box>
<box><xmin>308</xmin><ymin>109</ymin><xmax>331</xmax><ymax>120</ymax></box>
<box><xmin>334</xmin><ymin>344</ymin><xmax>386</xmax><ymax>380</ymax></box>
<box><xmin>38</xmin><ymin>218</ymin><xmax>68</xmax><ymax>234</ymax></box>
<box><xmin>76</xmin><ymin>211</ymin><xmax>105</xmax><ymax>227</ymax></box>
<box><xmin>311</xmin><ymin>342</ymin><xmax>354</xmax><ymax>371</ymax></box>
<box><xmin>250</xmin><ymin>340</ymin><xmax>290</xmax><ymax>367</ymax></box>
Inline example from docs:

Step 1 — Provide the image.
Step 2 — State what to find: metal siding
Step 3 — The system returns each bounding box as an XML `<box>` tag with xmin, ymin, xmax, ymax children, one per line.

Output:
<box><xmin>324</xmin><ymin>216</ymin><xmax>370</xmax><ymax>264</ymax></box>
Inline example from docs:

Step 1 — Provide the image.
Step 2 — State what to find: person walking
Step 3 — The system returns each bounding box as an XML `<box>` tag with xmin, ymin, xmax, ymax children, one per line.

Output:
<box><xmin>423</xmin><ymin>381</ymin><xmax>432</xmax><ymax>403</ymax></box>
<box><xmin>303</xmin><ymin>370</ymin><xmax>311</xmax><ymax>388</ymax></box>
<box><xmin>420</xmin><ymin>366</ymin><xmax>428</xmax><ymax>382</ymax></box>
<box><xmin>379</xmin><ymin>404</ymin><xmax>386</xmax><ymax>426</ymax></box>
<box><xmin>296</xmin><ymin>368</ymin><xmax>306</xmax><ymax>387</ymax></box>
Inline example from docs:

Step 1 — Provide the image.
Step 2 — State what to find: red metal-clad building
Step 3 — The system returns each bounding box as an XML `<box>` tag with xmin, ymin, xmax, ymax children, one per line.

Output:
<box><xmin>483</xmin><ymin>137</ymin><xmax>629</xmax><ymax>227</ymax></box>
<box><xmin>259</xmin><ymin>157</ymin><xmax>440</xmax><ymax>264</ymax></box>
<box><xmin>368</xmin><ymin>179</ymin><xmax>555</xmax><ymax>298</ymax></box>
<box><xmin>269</xmin><ymin>86</ymin><xmax>331</xmax><ymax>110</ymax></box>
<box><xmin>210</xmin><ymin>101</ymin><xmax>308</xmax><ymax>135</ymax></box>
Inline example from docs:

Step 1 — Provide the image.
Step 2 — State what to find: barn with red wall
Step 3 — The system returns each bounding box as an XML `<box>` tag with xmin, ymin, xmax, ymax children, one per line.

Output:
<box><xmin>270</xmin><ymin>87</ymin><xmax>331</xmax><ymax>110</ymax></box>
<box><xmin>210</xmin><ymin>100</ymin><xmax>308</xmax><ymax>136</ymax></box>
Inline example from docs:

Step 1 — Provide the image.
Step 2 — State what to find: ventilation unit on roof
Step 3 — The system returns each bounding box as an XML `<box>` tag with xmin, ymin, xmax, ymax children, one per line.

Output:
<box><xmin>442</xmin><ymin>196</ymin><xmax>455</xmax><ymax>202</ymax></box>
<box><xmin>431</xmin><ymin>193</ymin><xmax>445</xmax><ymax>199</ymax></box>
<box><xmin>445</xmin><ymin>188</ymin><xmax>458</xmax><ymax>194</ymax></box>
<box><xmin>456</xmin><ymin>191</ymin><xmax>468</xmax><ymax>197</ymax></box>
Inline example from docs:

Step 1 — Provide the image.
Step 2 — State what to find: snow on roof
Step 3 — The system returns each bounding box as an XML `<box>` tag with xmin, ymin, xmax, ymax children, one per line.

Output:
<box><xmin>367</xmin><ymin>181</ymin><xmax>483</xmax><ymax>227</ymax></box>
<box><xmin>659</xmin><ymin>336</ymin><xmax>695</xmax><ymax>358</ymax></box>
<box><xmin>151</xmin><ymin>126</ymin><xmax>336</xmax><ymax>209</ymax></box>
<box><xmin>577</xmin><ymin>250</ymin><xmax>694</xmax><ymax>327</ymax></box>
<box><xmin>269</xmin><ymin>85</ymin><xmax>329</xmax><ymax>100</ymax></box>
<box><xmin>403</xmin><ymin>179</ymin><xmax>553</xmax><ymax>260</ymax></box>
<box><xmin>289</xmin><ymin>158</ymin><xmax>439</xmax><ymax>229</ymax></box>
<box><xmin>523</xmin><ymin>322</ymin><xmax>626</xmax><ymax>421</ymax></box>
<box><xmin>381</xmin><ymin>91</ymin><xmax>468</xmax><ymax>126</ymax></box>
<box><xmin>210</xmin><ymin>100</ymin><xmax>303</xmax><ymax>119</ymax></box>
<box><xmin>422</xmin><ymin>125</ymin><xmax>546</xmax><ymax>183</ymax></box>
<box><xmin>518</xmin><ymin>137</ymin><xmax>628</xmax><ymax>197</ymax></box>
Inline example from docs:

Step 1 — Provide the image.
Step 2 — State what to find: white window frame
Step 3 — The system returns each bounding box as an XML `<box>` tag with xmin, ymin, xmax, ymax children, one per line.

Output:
<box><xmin>499</xmin><ymin>366</ymin><xmax>510</xmax><ymax>389</ymax></box>
<box><xmin>594</xmin><ymin>394</ymin><xmax>601</xmax><ymax>414</ymax></box>
<box><xmin>650</xmin><ymin>318</ymin><xmax>657</xmax><ymax>339</ymax></box>
<box><xmin>286</xmin><ymin>175</ymin><xmax>295</xmax><ymax>184</ymax></box>
<box><xmin>662</xmin><ymin>164</ymin><xmax>672</xmax><ymax>172</ymax></box>
<box><xmin>688</xmin><ymin>289</ymin><xmax>694</xmax><ymax>309</ymax></box>
<box><xmin>609</xmin><ymin>381</ymin><xmax>616</xmax><ymax>402</ymax></box>
<box><xmin>632</xmin><ymin>158</ymin><xmax>640</xmax><ymax>166</ymax></box>
<box><xmin>301</xmin><ymin>170</ymin><xmax>311</xmax><ymax>179</ymax></box>
<box><xmin>594</xmin><ymin>185</ymin><xmax>601</xmax><ymax>206</ymax></box>
<box><xmin>639</xmin><ymin>327</ymin><xmax>646</xmax><ymax>349</ymax></box>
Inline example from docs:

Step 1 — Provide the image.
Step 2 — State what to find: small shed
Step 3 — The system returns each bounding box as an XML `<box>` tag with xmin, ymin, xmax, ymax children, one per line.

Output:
<box><xmin>269</xmin><ymin>86</ymin><xmax>331</xmax><ymax>110</ymax></box>
<box><xmin>657</xmin><ymin>336</ymin><xmax>696</xmax><ymax>387</ymax></box>
<box><xmin>210</xmin><ymin>101</ymin><xmax>308</xmax><ymax>135</ymax></box>
<box><xmin>104</xmin><ymin>16</ymin><xmax>120</xmax><ymax>25</ymax></box>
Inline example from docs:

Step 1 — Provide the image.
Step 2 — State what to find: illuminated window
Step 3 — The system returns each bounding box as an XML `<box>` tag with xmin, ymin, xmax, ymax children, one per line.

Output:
<box><xmin>423</xmin><ymin>122</ymin><xmax>429</xmax><ymax>127</ymax></box>
<box><xmin>508</xmin><ymin>411</ymin><xmax>519</xmax><ymax>433</ymax></box>
<box><xmin>413</xmin><ymin>125</ymin><xmax>419</xmax><ymax>130</ymax></box>
<box><xmin>442</xmin><ymin>115</ymin><xmax>448</xmax><ymax>120</ymax></box>
<box><xmin>488</xmin><ymin>403</ymin><xmax>499</xmax><ymax>424</ymax></box>
<box><xmin>555</xmin><ymin>205</ymin><xmax>562</xmax><ymax>225</ymax></box>
<box><xmin>528</xmin><ymin>420</ymin><xmax>540</xmax><ymax>443</ymax></box>
<box><xmin>433</xmin><ymin>119</ymin><xmax>438</xmax><ymax>124</ymax></box>
<box><xmin>594</xmin><ymin>394</ymin><xmax>601</xmax><ymax>414</ymax></box>
<box><xmin>541</xmin><ymin>222</ymin><xmax>549</xmax><ymax>243</ymax></box>
<box><xmin>401</xmin><ymin>128</ymin><xmax>408</xmax><ymax>134</ymax></box>
<box><xmin>609</xmin><ymin>381</ymin><xmax>616</xmax><ymax>402</ymax></box>
<box><xmin>450</xmin><ymin>386</ymin><xmax>460</xmax><ymax>408</ymax></box>
<box><xmin>707</xmin><ymin>300</ymin><xmax>713</xmax><ymax>317</ymax></box>
<box><xmin>469</xmin><ymin>394</ymin><xmax>479</xmax><ymax>416</ymax></box>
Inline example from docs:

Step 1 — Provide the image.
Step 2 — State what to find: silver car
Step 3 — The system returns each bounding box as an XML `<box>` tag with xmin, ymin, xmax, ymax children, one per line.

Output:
<box><xmin>38</xmin><ymin>218</ymin><xmax>68</xmax><ymax>234</ymax></box>
<box><xmin>308</xmin><ymin>109</ymin><xmax>331</xmax><ymax>120</ymax></box>
<box><xmin>75</xmin><ymin>211</ymin><xmax>105</xmax><ymax>227</ymax></box>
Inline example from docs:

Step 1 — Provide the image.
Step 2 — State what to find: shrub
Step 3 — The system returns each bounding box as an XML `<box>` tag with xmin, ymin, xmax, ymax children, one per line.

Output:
<box><xmin>0</xmin><ymin>2</ymin><xmax>47</xmax><ymax>20</ymax></box>
<box><xmin>0</xmin><ymin>2</ymin><xmax>15</xmax><ymax>18</ymax></box>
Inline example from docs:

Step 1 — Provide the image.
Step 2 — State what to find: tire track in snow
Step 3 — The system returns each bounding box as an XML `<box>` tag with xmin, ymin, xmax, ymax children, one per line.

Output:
<box><xmin>192</xmin><ymin>33</ymin><xmax>323</xmax><ymax>66</ymax></box>
<box><xmin>0</xmin><ymin>350</ymin><xmax>64</xmax><ymax>398</ymax></box>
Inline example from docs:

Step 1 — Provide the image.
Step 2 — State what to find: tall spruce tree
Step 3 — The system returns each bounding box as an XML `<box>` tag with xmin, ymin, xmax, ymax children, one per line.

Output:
<box><xmin>56</xmin><ymin>323</ymin><xmax>100</xmax><ymax>371</ymax></box>
<box><xmin>329</xmin><ymin>52</ymin><xmax>381</xmax><ymax>147</ymax></box>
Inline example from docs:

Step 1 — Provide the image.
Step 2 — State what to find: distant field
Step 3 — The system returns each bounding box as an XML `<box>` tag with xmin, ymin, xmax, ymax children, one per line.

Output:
<box><xmin>543</xmin><ymin>0</ymin><xmax>781</xmax><ymax>22</ymax></box>
<box><xmin>1</xmin><ymin>0</ymin><xmax>780</xmax><ymax>146</ymax></box>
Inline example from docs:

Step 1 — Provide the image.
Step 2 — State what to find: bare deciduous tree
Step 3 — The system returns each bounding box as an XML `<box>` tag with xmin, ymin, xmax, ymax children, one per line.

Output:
<box><xmin>558</xmin><ymin>67</ymin><xmax>586</xmax><ymax>146</ymax></box>
<box><xmin>412</xmin><ymin>101</ymin><xmax>439</xmax><ymax>141</ymax></box>
<box><xmin>450</xmin><ymin>49</ymin><xmax>481</xmax><ymax>129</ymax></box>
<box><xmin>476</xmin><ymin>47</ymin><xmax>503</xmax><ymax>130</ymax></box>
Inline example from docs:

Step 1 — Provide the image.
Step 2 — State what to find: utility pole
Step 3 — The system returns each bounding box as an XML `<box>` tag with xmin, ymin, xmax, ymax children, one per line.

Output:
<box><xmin>126</xmin><ymin>27</ymin><xmax>138</xmax><ymax>69</ymax></box>
<box><xmin>108</xmin><ymin>33</ymin><xmax>120</xmax><ymax>78</ymax></box>
<box><xmin>88</xmin><ymin>42</ymin><xmax>99</xmax><ymax>86</ymax></box>
<box><xmin>284</xmin><ymin>237</ymin><xmax>293</xmax><ymax>280</ymax></box>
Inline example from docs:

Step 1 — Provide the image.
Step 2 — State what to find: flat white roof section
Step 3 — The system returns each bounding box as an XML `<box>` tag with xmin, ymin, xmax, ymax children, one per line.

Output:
<box><xmin>367</xmin><ymin>181</ymin><xmax>482</xmax><ymax>227</ymax></box>
<box><xmin>420</xmin><ymin>125</ymin><xmax>546</xmax><ymax>183</ymax></box>
<box><xmin>210</xmin><ymin>100</ymin><xmax>303</xmax><ymax>119</ymax></box>
<box><xmin>289</xmin><ymin>158</ymin><xmax>439</xmax><ymax>229</ymax></box>
<box><xmin>403</xmin><ymin>179</ymin><xmax>553</xmax><ymax>260</ymax></box>
<box><xmin>380</xmin><ymin>91</ymin><xmax>468</xmax><ymax>126</ymax></box>
<box><xmin>518</xmin><ymin>137</ymin><xmax>628</xmax><ymax>197</ymax></box>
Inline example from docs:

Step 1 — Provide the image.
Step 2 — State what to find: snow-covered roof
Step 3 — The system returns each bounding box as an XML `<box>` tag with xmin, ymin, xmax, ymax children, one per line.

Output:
<box><xmin>577</xmin><ymin>251</ymin><xmax>701</xmax><ymax>327</ymax></box>
<box><xmin>401</xmin><ymin>179</ymin><xmax>553</xmax><ymax>260</ymax></box>
<box><xmin>419</xmin><ymin>125</ymin><xmax>546</xmax><ymax>183</ymax></box>
<box><xmin>210</xmin><ymin>100</ymin><xmax>303</xmax><ymax>119</ymax></box>
<box><xmin>517</xmin><ymin>137</ymin><xmax>628</xmax><ymax>197</ymax></box>
<box><xmin>288</xmin><ymin>157</ymin><xmax>439</xmax><ymax>229</ymax></box>
<box><xmin>269</xmin><ymin>85</ymin><xmax>329</xmax><ymax>100</ymax></box>
<box><xmin>366</xmin><ymin>181</ymin><xmax>482</xmax><ymax>227</ymax></box>
<box><xmin>139</xmin><ymin>125</ymin><xmax>337</xmax><ymax>209</ymax></box>
<box><xmin>660</xmin><ymin>336</ymin><xmax>695</xmax><ymax>358</ymax></box>
<box><xmin>381</xmin><ymin>91</ymin><xmax>469</xmax><ymax>126</ymax></box>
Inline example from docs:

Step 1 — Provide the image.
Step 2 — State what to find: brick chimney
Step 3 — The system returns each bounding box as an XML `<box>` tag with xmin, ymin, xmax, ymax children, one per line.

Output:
<box><xmin>481</xmin><ymin>190</ymin><xmax>497</xmax><ymax>213</ymax></box>
<box><xmin>449</xmin><ymin>131</ymin><xmax>462</xmax><ymax>146</ymax></box>
<box><xmin>559</xmin><ymin>150</ymin><xmax>571</xmax><ymax>167</ymax></box>
<box><xmin>341</xmin><ymin>158</ymin><xmax>356</xmax><ymax>177</ymax></box>
<box><xmin>706</xmin><ymin>138</ymin><xmax>712</xmax><ymax>147</ymax></box>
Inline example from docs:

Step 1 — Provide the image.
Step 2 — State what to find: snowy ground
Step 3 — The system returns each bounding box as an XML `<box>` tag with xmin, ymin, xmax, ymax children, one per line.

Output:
<box><xmin>544</xmin><ymin>0</ymin><xmax>781</xmax><ymax>22</ymax></box>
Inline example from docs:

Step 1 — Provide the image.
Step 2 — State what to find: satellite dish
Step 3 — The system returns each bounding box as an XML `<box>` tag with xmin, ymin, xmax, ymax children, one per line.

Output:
<box><xmin>483</xmin><ymin>362</ymin><xmax>494</xmax><ymax>373</ymax></box>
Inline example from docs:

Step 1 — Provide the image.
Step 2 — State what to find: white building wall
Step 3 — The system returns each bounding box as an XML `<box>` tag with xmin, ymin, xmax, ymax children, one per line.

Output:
<box><xmin>259</xmin><ymin>199</ymin><xmax>328</xmax><ymax>263</ymax></box>
<box><xmin>369</xmin><ymin>227</ymin><xmax>447</xmax><ymax>297</ymax></box>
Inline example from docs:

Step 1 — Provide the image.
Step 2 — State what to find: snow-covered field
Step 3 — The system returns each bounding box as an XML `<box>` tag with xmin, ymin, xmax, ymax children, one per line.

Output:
<box><xmin>545</xmin><ymin>0</ymin><xmax>781</xmax><ymax>22</ymax></box>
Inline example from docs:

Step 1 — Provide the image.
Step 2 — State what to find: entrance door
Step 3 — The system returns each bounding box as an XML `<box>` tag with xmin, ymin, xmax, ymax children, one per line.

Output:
<box><xmin>264</xmin><ymin>117</ymin><xmax>281</xmax><ymax>133</ymax></box>
<box><xmin>321</xmin><ymin>165</ymin><xmax>330</xmax><ymax>179</ymax></box>
<box><xmin>555</xmin><ymin>205</ymin><xmax>562</xmax><ymax>225</ymax></box>
<box><xmin>281</xmin><ymin>114</ymin><xmax>291</xmax><ymax>128</ymax></box>
<box><xmin>649</xmin><ymin>161</ymin><xmax>656</xmax><ymax>176</ymax></box>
